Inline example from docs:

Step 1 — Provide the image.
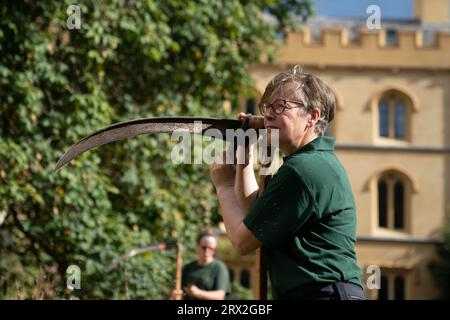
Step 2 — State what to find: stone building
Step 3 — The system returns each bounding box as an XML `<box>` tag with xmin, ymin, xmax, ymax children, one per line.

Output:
<box><xmin>216</xmin><ymin>0</ymin><xmax>450</xmax><ymax>300</ymax></box>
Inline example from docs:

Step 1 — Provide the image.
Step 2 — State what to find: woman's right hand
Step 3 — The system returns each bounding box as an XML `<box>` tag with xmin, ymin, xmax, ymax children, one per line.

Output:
<box><xmin>236</xmin><ymin>113</ymin><xmax>256</xmax><ymax>166</ymax></box>
<box><xmin>170</xmin><ymin>289</ymin><xmax>184</xmax><ymax>300</ymax></box>
<box><xmin>237</xmin><ymin>112</ymin><xmax>250</xmax><ymax>122</ymax></box>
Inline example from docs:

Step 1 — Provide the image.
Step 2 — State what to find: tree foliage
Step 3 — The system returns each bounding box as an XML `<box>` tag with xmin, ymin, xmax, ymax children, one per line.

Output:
<box><xmin>429</xmin><ymin>213</ymin><xmax>450</xmax><ymax>299</ymax></box>
<box><xmin>0</xmin><ymin>0</ymin><xmax>313</xmax><ymax>299</ymax></box>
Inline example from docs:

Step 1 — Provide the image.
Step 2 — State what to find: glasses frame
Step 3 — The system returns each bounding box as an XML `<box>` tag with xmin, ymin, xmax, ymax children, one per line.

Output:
<box><xmin>200</xmin><ymin>245</ymin><xmax>216</xmax><ymax>251</ymax></box>
<box><xmin>258</xmin><ymin>99</ymin><xmax>306</xmax><ymax>116</ymax></box>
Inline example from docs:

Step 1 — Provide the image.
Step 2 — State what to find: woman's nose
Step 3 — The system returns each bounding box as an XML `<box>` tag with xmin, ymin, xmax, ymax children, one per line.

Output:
<box><xmin>264</xmin><ymin>106</ymin><xmax>276</xmax><ymax>119</ymax></box>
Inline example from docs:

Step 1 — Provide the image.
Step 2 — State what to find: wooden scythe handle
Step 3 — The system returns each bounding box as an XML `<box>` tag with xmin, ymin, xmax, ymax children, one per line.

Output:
<box><xmin>256</xmin><ymin>176</ymin><xmax>270</xmax><ymax>300</ymax></box>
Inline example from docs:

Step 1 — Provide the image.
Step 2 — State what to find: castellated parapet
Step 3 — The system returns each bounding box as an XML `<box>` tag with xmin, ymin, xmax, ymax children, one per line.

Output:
<box><xmin>279</xmin><ymin>27</ymin><xmax>450</xmax><ymax>70</ymax></box>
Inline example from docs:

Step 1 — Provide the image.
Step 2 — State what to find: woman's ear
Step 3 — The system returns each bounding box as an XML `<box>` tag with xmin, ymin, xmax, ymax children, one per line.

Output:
<box><xmin>308</xmin><ymin>108</ymin><xmax>321</xmax><ymax>126</ymax></box>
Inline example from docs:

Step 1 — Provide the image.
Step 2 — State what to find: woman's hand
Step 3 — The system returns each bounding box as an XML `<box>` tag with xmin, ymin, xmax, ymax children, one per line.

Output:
<box><xmin>210</xmin><ymin>148</ymin><xmax>236</xmax><ymax>191</ymax></box>
<box><xmin>170</xmin><ymin>289</ymin><xmax>184</xmax><ymax>300</ymax></box>
<box><xmin>236</xmin><ymin>113</ymin><xmax>256</xmax><ymax>166</ymax></box>
<box><xmin>184</xmin><ymin>284</ymin><xmax>202</xmax><ymax>299</ymax></box>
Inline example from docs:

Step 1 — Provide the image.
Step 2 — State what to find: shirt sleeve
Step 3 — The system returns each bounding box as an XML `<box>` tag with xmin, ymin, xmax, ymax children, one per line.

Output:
<box><xmin>243</xmin><ymin>165</ymin><xmax>316</xmax><ymax>248</ymax></box>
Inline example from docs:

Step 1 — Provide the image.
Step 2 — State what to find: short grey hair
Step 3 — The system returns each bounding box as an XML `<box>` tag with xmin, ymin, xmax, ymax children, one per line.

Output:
<box><xmin>196</xmin><ymin>229</ymin><xmax>218</xmax><ymax>244</ymax></box>
<box><xmin>260</xmin><ymin>65</ymin><xmax>336</xmax><ymax>136</ymax></box>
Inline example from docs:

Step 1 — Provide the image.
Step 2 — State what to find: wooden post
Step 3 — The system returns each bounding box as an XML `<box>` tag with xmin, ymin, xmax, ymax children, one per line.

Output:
<box><xmin>255</xmin><ymin>137</ymin><xmax>273</xmax><ymax>300</ymax></box>
<box><xmin>255</xmin><ymin>247</ymin><xmax>267</xmax><ymax>300</ymax></box>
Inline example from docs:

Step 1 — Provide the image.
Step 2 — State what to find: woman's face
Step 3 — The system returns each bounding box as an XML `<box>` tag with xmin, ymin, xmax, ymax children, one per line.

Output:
<box><xmin>197</xmin><ymin>236</ymin><xmax>217</xmax><ymax>262</ymax></box>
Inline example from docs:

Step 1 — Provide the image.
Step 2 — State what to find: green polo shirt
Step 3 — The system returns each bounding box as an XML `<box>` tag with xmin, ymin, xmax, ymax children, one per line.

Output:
<box><xmin>182</xmin><ymin>259</ymin><xmax>231</xmax><ymax>299</ymax></box>
<box><xmin>243</xmin><ymin>136</ymin><xmax>362</xmax><ymax>299</ymax></box>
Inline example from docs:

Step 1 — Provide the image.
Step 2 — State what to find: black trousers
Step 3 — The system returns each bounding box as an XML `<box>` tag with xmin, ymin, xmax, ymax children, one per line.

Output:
<box><xmin>293</xmin><ymin>282</ymin><xmax>368</xmax><ymax>300</ymax></box>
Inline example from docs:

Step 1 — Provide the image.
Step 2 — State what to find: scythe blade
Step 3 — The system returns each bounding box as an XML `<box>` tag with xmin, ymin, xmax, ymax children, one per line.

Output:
<box><xmin>54</xmin><ymin>116</ymin><xmax>261</xmax><ymax>171</ymax></box>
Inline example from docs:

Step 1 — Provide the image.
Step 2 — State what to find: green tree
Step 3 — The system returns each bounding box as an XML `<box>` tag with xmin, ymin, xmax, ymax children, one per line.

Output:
<box><xmin>429</xmin><ymin>211</ymin><xmax>450</xmax><ymax>299</ymax></box>
<box><xmin>0</xmin><ymin>0</ymin><xmax>313</xmax><ymax>299</ymax></box>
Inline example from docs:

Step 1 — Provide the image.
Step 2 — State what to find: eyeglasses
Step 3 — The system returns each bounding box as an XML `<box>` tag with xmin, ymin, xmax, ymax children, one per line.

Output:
<box><xmin>258</xmin><ymin>99</ymin><xmax>306</xmax><ymax>116</ymax></box>
<box><xmin>200</xmin><ymin>245</ymin><xmax>215</xmax><ymax>251</ymax></box>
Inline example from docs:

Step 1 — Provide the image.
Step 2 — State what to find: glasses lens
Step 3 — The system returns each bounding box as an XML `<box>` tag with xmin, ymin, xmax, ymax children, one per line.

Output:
<box><xmin>272</xmin><ymin>100</ymin><xmax>286</xmax><ymax>114</ymax></box>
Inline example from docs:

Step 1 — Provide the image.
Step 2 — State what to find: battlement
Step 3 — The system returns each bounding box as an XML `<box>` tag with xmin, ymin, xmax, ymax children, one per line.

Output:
<box><xmin>279</xmin><ymin>27</ymin><xmax>450</xmax><ymax>69</ymax></box>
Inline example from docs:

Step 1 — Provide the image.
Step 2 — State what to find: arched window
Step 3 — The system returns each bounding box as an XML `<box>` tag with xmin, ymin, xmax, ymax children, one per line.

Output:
<box><xmin>240</xmin><ymin>269</ymin><xmax>250</xmax><ymax>288</ymax></box>
<box><xmin>386</xmin><ymin>29</ymin><xmax>398</xmax><ymax>45</ymax></box>
<box><xmin>375</xmin><ymin>89</ymin><xmax>413</xmax><ymax>141</ymax></box>
<box><xmin>246</xmin><ymin>98</ymin><xmax>256</xmax><ymax>115</ymax></box>
<box><xmin>240</xmin><ymin>87</ymin><xmax>261</xmax><ymax>115</ymax></box>
<box><xmin>229</xmin><ymin>269</ymin><xmax>235</xmax><ymax>283</ymax></box>
<box><xmin>377</xmin><ymin>271</ymin><xmax>407</xmax><ymax>300</ymax></box>
<box><xmin>378</xmin><ymin>276</ymin><xmax>389</xmax><ymax>300</ymax></box>
<box><xmin>394</xmin><ymin>276</ymin><xmax>405</xmax><ymax>300</ymax></box>
<box><xmin>394</xmin><ymin>181</ymin><xmax>404</xmax><ymax>229</ymax></box>
<box><xmin>376</xmin><ymin>171</ymin><xmax>411</xmax><ymax>232</ymax></box>
<box><xmin>378</xmin><ymin>180</ymin><xmax>388</xmax><ymax>228</ymax></box>
<box><xmin>379</xmin><ymin>101</ymin><xmax>389</xmax><ymax>137</ymax></box>
<box><xmin>394</xmin><ymin>101</ymin><xmax>406</xmax><ymax>139</ymax></box>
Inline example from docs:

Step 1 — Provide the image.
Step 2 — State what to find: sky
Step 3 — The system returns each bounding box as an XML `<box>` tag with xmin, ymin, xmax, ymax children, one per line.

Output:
<box><xmin>312</xmin><ymin>0</ymin><xmax>414</xmax><ymax>20</ymax></box>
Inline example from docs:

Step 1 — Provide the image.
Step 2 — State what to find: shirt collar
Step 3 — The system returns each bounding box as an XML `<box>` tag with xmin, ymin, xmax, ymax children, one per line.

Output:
<box><xmin>283</xmin><ymin>136</ymin><xmax>335</xmax><ymax>161</ymax></box>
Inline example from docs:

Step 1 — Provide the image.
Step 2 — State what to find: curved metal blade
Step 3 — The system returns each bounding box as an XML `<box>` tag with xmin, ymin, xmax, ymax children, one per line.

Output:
<box><xmin>108</xmin><ymin>242</ymin><xmax>177</xmax><ymax>271</ymax></box>
<box><xmin>54</xmin><ymin>116</ymin><xmax>244</xmax><ymax>171</ymax></box>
